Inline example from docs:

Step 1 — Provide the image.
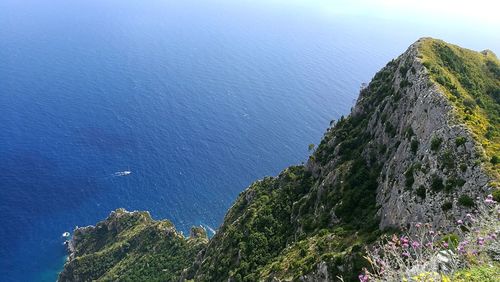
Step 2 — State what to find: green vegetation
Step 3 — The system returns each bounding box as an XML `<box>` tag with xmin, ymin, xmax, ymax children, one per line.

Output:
<box><xmin>452</xmin><ymin>263</ymin><xmax>500</xmax><ymax>281</ymax></box>
<box><xmin>430</xmin><ymin>136</ymin><xmax>443</xmax><ymax>151</ymax></box>
<box><xmin>440</xmin><ymin>149</ymin><xmax>455</xmax><ymax>170</ymax></box>
<box><xmin>491</xmin><ymin>155</ymin><xmax>499</xmax><ymax>165</ymax></box>
<box><xmin>308</xmin><ymin>143</ymin><xmax>315</xmax><ymax>152</ymax></box>
<box><xmin>431</xmin><ymin>175</ymin><xmax>444</xmax><ymax>191</ymax></box>
<box><xmin>493</xmin><ymin>189</ymin><xmax>500</xmax><ymax>202</ymax></box>
<box><xmin>193</xmin><ymin>57</ymin><xmax>404</xmax><ymax>281</ymax></box>
<box><xmin>193</xmin><ymin>166</ymin><xmax>316</xmax><ymax>281</ymax></box>
<box><xmin>455</xmin><ymin>136</ymin><xmax>467</xmax><ymax>147</ymax></box>
<box><xmin>460</xmin><ymin>163</ymin><xmax>468</xmax><ymax>172</ymax></box>
<box><xmin>405</xmin><ymin>166</ymin><xmax>415</xmax><ymax>189</ymax></box>
<box><xmin>58</xmin><ymin>209</ymin><xmax>208</xmax><ymax>282</ymax></box>
<box><xmin>458</xmin><ymin>195</ymin><xmax>475</xmax><ymax>207</ymax></box>
<box><xmin>416</xmin><ymin>185</ymin><xmax>426</xmax><ymax>199</ymax></box>
<box><xmin>441</xmin><ymin>202</ymin><xmax>453</xmax><ymax>211</ymax></box>
<box><xmin>411</xmin><ymin>139</ymin><xmax>419</xmax><ymax>154</ymax></box>
<box><xmin>445</xmin><ymin>177</ymin><xmax>466</xmax><ymax>192</ymax></box>
<box><xmin>419</xmin><ymin>38</ymin><xmax>500</xmax><ymax>175</ymax></box>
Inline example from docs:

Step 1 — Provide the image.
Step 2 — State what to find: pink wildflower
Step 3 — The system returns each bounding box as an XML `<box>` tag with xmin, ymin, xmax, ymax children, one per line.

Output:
<box><xmin>358</xmin><ymin>274</ymin><xmax>369</xmax><ymax>282</ymax></box>
<box><xmin>477</xmin><ymin>237</ymin><xmax>485</xmax><ymax>246</ymax></box>
<box><xmin>485</xmin><ymin>194</ymin><xmax>497</xmax><ymax>204</ymax></box>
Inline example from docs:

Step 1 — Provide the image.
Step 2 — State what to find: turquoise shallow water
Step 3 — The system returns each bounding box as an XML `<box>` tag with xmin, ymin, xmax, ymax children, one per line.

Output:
<box><xmin>0</xmin><ymin>0</ymin><xmax>498</xmax><ymax>281</ymax></box>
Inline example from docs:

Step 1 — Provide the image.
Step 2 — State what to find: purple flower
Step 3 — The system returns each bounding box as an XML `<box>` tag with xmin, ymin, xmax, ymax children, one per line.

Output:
<box><xmin>477</xmin><ymin>237</ymin><xmax>485</xmax><ymax>246</ymax></box>
<box><xmin>411</xmin><ymin>241</ymin><xmax>420</xmax><ymax>248</ymax></box>
<box><xmin>466</xmin><ymin>213</ymin><xmax>472</xmax><ymax>219</ymax></box>
<box><xmin>443</xmin><ymin>242</ymin><xmax>449</xmax><ymax>248</ymax></box>
<box><xmin>485</xmin><ymin>194</ymin><xmax>497</xmax><ymax>204</ymax></box>
<box><xmin>415</xmin><ymin>222</ymin><xmax>422</xmax><ymax>228</ymax></box>
<box><xmin>358</xmin><ymin>274</ymin><xmax>369</xmax><ymax>282</ymax></box>
<box><xmin>402</xmin><ymin>251</ymin><xmax>410</xmax><ymax>257</ymax></box>
<box><xmin>457</xmin><ymin>219</ymin><xmax>463</xmax><ymax>225</ymax></box>
<box><xmin>429</xmin><ymin>230</ymin><xmax>435</xmax><ymax>235</ymax></box>
<box><xmin>402</xmin><ymin>243</ymin><xmax>409</xmax><ymax>248</ymax></box>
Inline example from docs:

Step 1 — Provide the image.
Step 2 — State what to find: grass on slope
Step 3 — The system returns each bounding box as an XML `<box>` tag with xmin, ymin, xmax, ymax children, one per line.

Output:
<box><xmin>419</xmin><ymin>38</ymin><xmax>500</xmax><ymax>177</ymax></box>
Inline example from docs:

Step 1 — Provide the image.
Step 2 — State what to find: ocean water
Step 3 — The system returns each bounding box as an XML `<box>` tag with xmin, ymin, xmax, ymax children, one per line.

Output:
<box><xmin>0</xmin><ymin>0</ymin><xmax>498</xmax><ymax>281</ymax></box>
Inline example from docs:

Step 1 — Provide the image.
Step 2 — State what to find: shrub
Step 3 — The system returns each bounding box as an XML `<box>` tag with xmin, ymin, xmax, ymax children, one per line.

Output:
<box><xmin>430</xmin><ymin>136</ymin><xmax>443</xmax><ymax>151</ymax></box>
<box><xmin>410</xmin><ymin>139</ymin><xmax>419</xmax><ymax>154</ymax></box>
<box><xmin>404</xmin><ymin>167</ymin><xmax>415</xmax><ymax>189</ymax></box>
<box><xmin>458</xmin><ymin>195</ymin><xmax>475</xmax><ymax>207</ymax></box>
<box><xmin>463</xmin><ymin>97</ymin><xmax>477</xmax><ymax>110</ymax></box>
<box><xmin>491</xmin><ymin>155</ymin><xmax>499</xmax><ymax>165</ymax></box>
<box><xmin>385</xmin><ymin>123</ymin><xmax>396</xmax><ymax>137</ymax></box>
<box><xmin>459</xmin><ymin>163</ymin><xmax>467</xmax><ymax>172</ymax></box>
<box><xmin>405</xmin><ymin>127</ymin><xmax>414</xmax><ymax>140</ymax></box>
<box><xmin>492</xmin><ymin>190</ymin><xmax>500</xmax><ymax>202</ymax></box>
<box><xmin>308</xmin><ymin>144</ymin><xmax>315</xmax><ymax>152</ymax></box>
<box><xmin>445</xmin><ymin>178</ymin><xmax>465</xmax><ymax>192</ymax></box>
<box><xmin>416</xmin><ymin>186</ymin><xmax>426</xmax><ymax>199</ymax></box>
<box><xmin>455</xmin><ymin>136</ymin><xmax>466</xmax><ymax>147</ymax></box>
<box><xmin>431</xmin><ymin>175</ymin><xmax>444</xmax><ymax>191</ymax></box>
<box><xmin>440</xmin><ymin>150</ymin><xmax>455</xmax><ymax>169</ymax></box>
<box><xmin>399</xmin><ymin>79</ymin><xmax>413</xmax><ymax>88</ymax></box>
<box><xmin>441</xmin><ymin>233</ymin><xmax>460</xmax><ymax>248</ymax></box>
<box><xmin>442</xmin><ymin>202</ymin><xmax>453</xmax><ymax>211</ymax></box>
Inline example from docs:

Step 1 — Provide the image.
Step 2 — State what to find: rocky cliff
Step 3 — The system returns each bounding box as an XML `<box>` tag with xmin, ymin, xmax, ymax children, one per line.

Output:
<box><xmin>58</xmin><ymin>38</ymin><xmax>499</xmax><ymax>281</ymax></box>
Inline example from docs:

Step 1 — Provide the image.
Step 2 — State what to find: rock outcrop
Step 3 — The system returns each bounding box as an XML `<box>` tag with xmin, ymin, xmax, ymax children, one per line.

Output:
<box><xmin>58</xmin><ymin>209</ymin><xmax>208</xmax><ymax>282</ymax></box>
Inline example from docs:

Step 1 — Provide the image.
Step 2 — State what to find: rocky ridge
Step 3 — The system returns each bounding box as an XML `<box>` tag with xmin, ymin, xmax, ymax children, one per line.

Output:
<box><xmin>58</xmin><ymin>38</ymin><xmax>499</xmax><ymax>281</ymax></box>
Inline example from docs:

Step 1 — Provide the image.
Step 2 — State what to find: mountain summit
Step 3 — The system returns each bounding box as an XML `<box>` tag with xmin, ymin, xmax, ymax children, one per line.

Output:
<box><xmin>58</xmin><ymin>38</ymin><xmax>499</xmax><ymax>281</ymax></box>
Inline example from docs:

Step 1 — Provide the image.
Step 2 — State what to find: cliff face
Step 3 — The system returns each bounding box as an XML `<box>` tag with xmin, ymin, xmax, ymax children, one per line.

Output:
<box><xmin>312</xmin><ymin>38</ymin><xmax>495</xmax><ymax>231</ymax></box>
<box><xmin>58</xmin><ymin>38</ymin><xmax>499</xmax><ymax>282</ymax></box>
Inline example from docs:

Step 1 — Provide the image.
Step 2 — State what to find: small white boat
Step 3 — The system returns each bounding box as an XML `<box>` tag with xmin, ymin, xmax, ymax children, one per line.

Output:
<box><xmin>62</xmin><ymin>232</ymin><xmax>70</xmax><ymax>237</ymax></box>
<box><xmin>114</xmin><ymin>171</ymin><xmax>131</xmax><ymax>176</ymax></box>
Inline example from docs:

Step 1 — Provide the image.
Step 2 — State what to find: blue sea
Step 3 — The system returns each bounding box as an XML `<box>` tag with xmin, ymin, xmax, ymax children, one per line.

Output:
<box><xmin>0</xmin><ymin>0</ymin><xmax>498</xmax><ymax>281</ymax></box>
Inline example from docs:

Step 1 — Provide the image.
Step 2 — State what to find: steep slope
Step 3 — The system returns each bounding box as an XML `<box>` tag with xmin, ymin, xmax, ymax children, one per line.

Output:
<box><xmin>58</xmin><ymin>38</ymin><xmax>499</xmax><ymax>281</ymax></box>
<box><xmin>191</xmin><ymin>38</ymin><xmax>498</xmax><ymax>281</ymax></box>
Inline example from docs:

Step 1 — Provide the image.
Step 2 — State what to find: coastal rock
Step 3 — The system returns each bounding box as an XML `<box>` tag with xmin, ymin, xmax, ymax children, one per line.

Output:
<box><xmin>58</xmin><ymin>209</ymin><xmax>207</xmax><ymax>282</ymax></box>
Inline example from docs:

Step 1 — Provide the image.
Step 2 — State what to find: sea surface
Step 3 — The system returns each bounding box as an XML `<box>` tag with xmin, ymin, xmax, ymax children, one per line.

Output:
<box><xmin>0</xmin><ymin>0</ymin><xmax>498</xmax><ymax>281</ymax></box>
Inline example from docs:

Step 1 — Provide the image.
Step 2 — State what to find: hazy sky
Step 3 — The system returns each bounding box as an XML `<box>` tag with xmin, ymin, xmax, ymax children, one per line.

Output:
<box><xmin>265</xmin><ymin>0</ymin><xmax>500</xmax><ymax>27</ymax></box>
